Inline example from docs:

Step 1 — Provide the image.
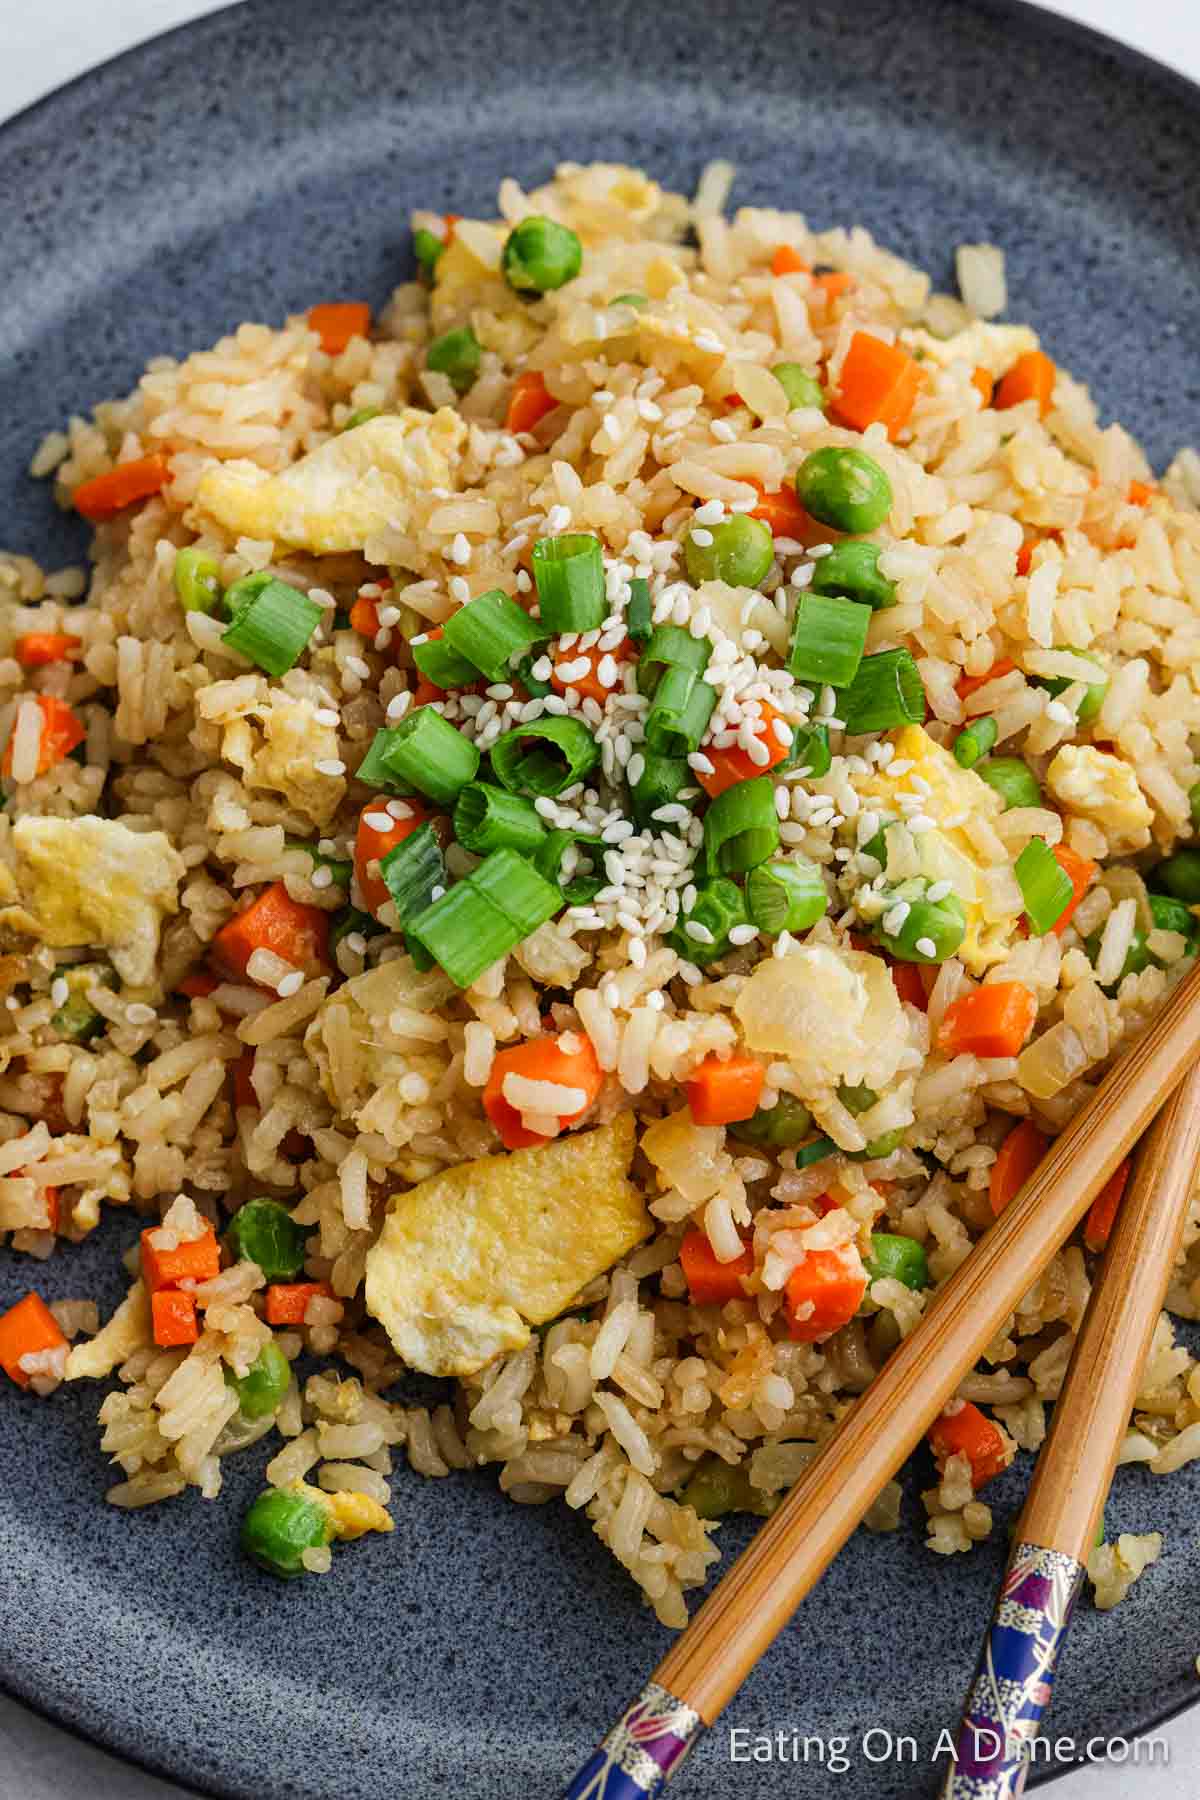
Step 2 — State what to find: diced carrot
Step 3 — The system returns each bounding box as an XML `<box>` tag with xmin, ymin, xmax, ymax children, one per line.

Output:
<box><xmin>831</xmin><ymin>331</ymin><xmax>924</xmax><ymax>439</ymax></box>
<box><xmin>784</xmin><ymin>1245</ymin><xmax>867</xmax><ymax>1342</ymax></box>
<box><xmin>140</xmin><ymin>1221</ymin><xmax>221</xmax><ymax>1295</ymax></box>
<box><xmin>211</xmin><ymin>881</ymin><xmax>329</xmax><ymax>982</ymax></box>
<box><xmin>43</xmin><ymin>1187</ymin><xmax>60</xmax><ymax>1233</ymax></box>
<box><xmin>349</xmin><ymin>596</ymin><xmax>381</xmax><ymax>638</ymax></box>
<box><xmin>410</xmin><ymin>677</ymin><xmax>443</xmax><ymax>709</ymax></box>
<box><xmin>505</xmin><ymin>370</ymin><xmax>559</xmax><ymax>435</ymax></box>
<box><xmin>307</xmin><ymin>301</ymin><xmax>371</xmax><ymax>355</ymax></box>
<box><xmin>813</xmin><ymin>271</ymin><xmax>854</xmax><ymax>300</ymax></box>
<box><xmin>994</xmin><ymin>349</ymin><xmax>1056</xmax><ymax>417</ymax></box>
<box><xmin>443</xmin><ymin>214</ymin><xmax>461</xmax><ymax>242</ymax></box>
<box><xmin>929</xmin><ymin>1400</ymin><xmax>1010</xmax><ymax>1487</ymax></box>
<box><xmin>483</xmin><ymin>1031</ymin><xmax>603</xmax><ymax>1150</ymax></box>
<box><xmin>2</xmin><ymin>693</ymin><xmax>86</xmax><ymax>778</ymax></box>
<box><xmin>178</xmin><ymin>969</ymin><xmax>219</xmax><ymax>999</ymax></box>
<box><xmin>693</xmin><ymin>699</ymin><xmax>792</xmax><ymax>797</ymax></box>
<box><xmin>550</xmin><ymin>635</ymin><xmax>636</xmax><ymax>708</ymax></box>
<box><xmin>232</xmin><ymin>1051</ymin><xmax>258</xmax><ymax>1112</ymax></box>
<box><xmin>937</xmin><ymin>982</ymin><xmax>1038</xmax><ymax>1059</ymax></box>
<box><xmin>1049</xmin><ymin>843</ymin><xmax>1097</xmax><ymax>936</ymax></box>
<box><xmin>1015</xmin><ymin>539</ymin><xmax>1036</xmax><ymax>578</ymax></box>
<box><xmin>771</xmin><ymin>244</ymin><xmax>809</xmax><ymax>277</ymax></box>
<box><xmin>679</xmin><ymin>1226</ymin><xmax>755</xmax><ymax>1306</ymax></box>
<box><xmin>971</xmin><ymin>366</ymin><xmax>994</xmax><ymax>407</ymax></box>
<box><xmin>748</xmin><ymin>479</ymin><xmax>815</xmax><ymax>542</ymax></box>
<box><xmin>956</xmin><ymin>658</ymin><xmax>1015</xmax><ymax>705</ymax></box>
<box><xmin>1127</xmin><ymin>480</ymin><xmax>1156</xmax><ymax>506</ymax></box>
<box><xmin>73</xmin><ymin>454</ymin><xmax>170</xmax><ymax>522</ymax></box>
<box><xmin>686</xmin><ymin>1053</ymin><xmax>765</xmax><ymax>1126</ymax></box>
<box><xmin>989</xmin><ymin>1118</ymin><xmax>1049</xmax><ymax>1219</ymax></box>
<box><xmin>354</xmin><ymin>799</ymin><xmax>427</xmax><ymax>915</ymax></box>
<box><xmin>265</xmin><ymin>1281</ymin><xmax>332</xmax><ymax>1326</ymax></box>
<box><xmin>0</xmin><ymin>1292</ymin><xmax>67</xmax><ymax>1388</ymax></box>
<box><xmin>889</xmin><ymin>960</ymin><xmax>929</xmax><ymax>1011</ymax></box>
<box><xmin>1083</xmin><ymin>1159</ymin><xmax>1131</xmax><ymax>1254</ymax></box>
<box><xmin>14</xmin><ymin>632</ymin><xmax>82</xmax><ymax>668</ymax></box>
<box><xmin>151</xmin><ymin>1289</ymin><xmax>199</xmax><ymax>1348</ymax></box>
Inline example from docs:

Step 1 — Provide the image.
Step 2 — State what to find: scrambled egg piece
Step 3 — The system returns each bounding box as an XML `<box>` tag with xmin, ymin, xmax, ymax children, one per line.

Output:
<box><xmin>365</xmin><ymin>1114</ymin><xmax>649</xmax><ymax>1377</ymax></box>
<box><xmin>194</xmin><ymin>410</ymin><xmax>466</xmax><ymax>553</ymax></box>
<box><xmin>1045</xmin><ymin>745</ymin><xmax>1152</xmax><ymax>853</ymax></box>
<box><xmin>1</xmin><ymin>816</ymin><xmax>185</xmax><ymax>987</ymax></box>
<box><xmin>903</xmin><ymin>320</ymin><xmax>1039</xmax><ymax>377</ymax></box>
<box><xmin>311</xmin><ymin>1485</ymin><xmax>394</xmax><ymax>1541</ymax></box>
<box><xmin>65</xmin><ymin>1281</ymin><xmax>151</xmax><ymax>1380</ymax></box>
<box><xmin>855</xmin><ymin>725</ymin><xmax>1020</xmax><ymax>973</ymax></box>
<box><xmin>222</xmin><ymin>692</ymin><xmax>346</xmax><ymax>827</ymax></box>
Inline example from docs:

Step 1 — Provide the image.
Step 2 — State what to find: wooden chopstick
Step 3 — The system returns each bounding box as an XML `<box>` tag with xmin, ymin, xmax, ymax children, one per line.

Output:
<box><xmin>941</xmin><ymin>1060</ymin><xmax>1200</xmax><ymax>1799</ymax></box>
<box><xmin>561</xmin><ymin>961</ymin><xmax>1200</xmax><ymax>1800</ymax></box>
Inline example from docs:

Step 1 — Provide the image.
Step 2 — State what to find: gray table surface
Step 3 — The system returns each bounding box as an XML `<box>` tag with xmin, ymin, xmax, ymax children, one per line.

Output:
<box><xmin>2</xmin><ymin>2</ymin><xmax>1198</xmax><ymax>1795</ymax></box>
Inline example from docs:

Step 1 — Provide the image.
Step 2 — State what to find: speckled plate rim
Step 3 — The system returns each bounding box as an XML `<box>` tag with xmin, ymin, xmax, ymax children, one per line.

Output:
<box><xmin>1</xmin><ymin>0</ymin><xmax>1200</xmax><ymax>1793</ymax></box>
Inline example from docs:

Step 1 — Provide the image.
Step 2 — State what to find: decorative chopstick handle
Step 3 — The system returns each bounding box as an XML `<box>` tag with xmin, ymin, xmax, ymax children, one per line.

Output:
<box><xmin>561</xmin><ymin>1680</ymin><xmax>705</xmax><ymax>1798</ymax></box>
<box><xmin>940</xmin><ymin>1541</ymin><xmax>1086</xmax><ymax>1798</ymax></box>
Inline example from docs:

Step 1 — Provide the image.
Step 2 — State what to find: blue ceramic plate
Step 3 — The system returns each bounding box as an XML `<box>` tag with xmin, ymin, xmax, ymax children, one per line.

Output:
<box><xmin>2</xmin><ymin>3</ymin><xmax>1200</xmax><ymax>1795</ymax></box>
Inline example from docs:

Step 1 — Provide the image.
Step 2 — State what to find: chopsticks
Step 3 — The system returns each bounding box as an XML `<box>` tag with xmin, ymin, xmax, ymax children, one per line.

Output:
<box><xmin>941</xmin><ymin>1058</ymin><xmax>1200</xmax><ymax>1798</ymax></box>
<box><xmin>561</xmin><ymin>960</ymin><xmax>1200</xmax><ymax>1799</ymax></box>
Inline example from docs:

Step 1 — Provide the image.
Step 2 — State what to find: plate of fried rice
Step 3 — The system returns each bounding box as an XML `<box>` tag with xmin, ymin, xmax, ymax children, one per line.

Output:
<box><xmin>3</xmin><ymin>1</ymin><xmax>1200</xmax><ymax>1796</ymax></box>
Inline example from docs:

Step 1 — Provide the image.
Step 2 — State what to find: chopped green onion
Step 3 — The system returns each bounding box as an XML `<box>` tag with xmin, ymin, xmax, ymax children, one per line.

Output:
<box><xmin>874</xmin><ymin>891</ymin><xmax>967</xmax><ymax>963</ymax></box>
<box><xmin>501</xmin><ymin>217</ymin><xmax>583</xmax><ymax>293</ymax></box>
<box><xmin>380</xmin><ymin>821</ymin><xmax>445</xmax><ymax>923</ymax></box>
<box><xmin>409</xmin><ymin>849</ymin><xmax>562</xmax><ymax>987</ymax></box>
<box><xmin>221</xmin><ymin>574</ymin><xmax>323</xmax><ymax>676</ymax></box>
<box><xmin>730</xmin><ymin>1093</ymin><xmax>814</xmax><ymax>1148</ymax></box>
<box><xmin>861</xmin><ymin>827</ymin><xmax>889</xmax><ymax>870</ymax></box>
<box><xmin>626</xmin><ymin>577</ymin><xmax>653</xmax><ymax>645</ymax></box>
<box><xmin>644</xmin><ymin>666</ymin><xmax>717</xmax><ymax>755</ymax></box>
<box><xmin>851</xmin><ymin>1127</ymin><xmax>906</xmax><ymax>1161</ymax></box>
<box><xmin>783</xmin><ymin>722</ymin><xmax>831</xmax><ymax>777</ymax></box>
<box><xmin>413</xmin><ymin>227</ymin><xmax>446</xmax><ymax>277</ymax></box>
<box><xmin>808</xmin><ymin>540</ymin><xmax>896</xmax><ymax>611</ymax></box>
<box><xmin>678</xmin><ymin>1455</ymin><xmax>771</xmax><ymax>1519</ymax></box>
<box><xmin>866</xmin><ymin>1233</ymin><xmax>928</xmax><ymax>1290</ymax></box>
<box><xmin>794</xmin><ymin>1135</ymin><xmax>837</xmax><ymax>1170</ymax></box>
<box><xmin>341</xmin><ymin>405</ymin><xmax>381</xmax><ymax>432</ymax></box>
<box><xmin>771</xmin><ymin>363</ymin><xmax>826</xmax><ymax>412</ymax></box>
<box><xmin>1158</xmin><ymin>850</ymin><xmax>1200</xmax><ymax>904</ymax></box>
<box><xmin>173</xmin><ymin>546</ymin><xmax>223</xmax><ymax>615</ymax></box>
<box><xmin>470</xmin><ymin>846</ymin><xmax>565</xmax><ymax>933</ymax></box>
<box><xmin>443</xmin><ymin>588</ymin><xmax>542</xmax><ymax>681</ymax></box>
<box><xmin>954</xmin><ymin>716</ymin><xmax>998</xmax><ymax>769</ymax></box>
<box><xmin>412</xmin><ymin>635</ymin><xmax>478</xmax><ymax>690</ymax></box>
<box><xmin>1015</xmin><ymin>837</ymin><xmax>1074</xmax><ymax>934</ymax></box>
<box><xmin>50</xmin><ymin>964</ymin><xmax>115</xmax><ymax>1043</ymax></box>
<box><xmin>490</xmin><ymin>717</ymin><xmax>599</xmax><ymax>796</ymax></box>
<box><xmin>978</xmin><ymin>756</ymin><xmax>1041</xmax><ymax>811</ymax></box>
<box><xmin>513</xmin><ymin>650</ymin><xmax>552</xmax><ymax>698</ymax></box>
<box><xmin>838</xmin><ymin>1082</ymin><xmax>878</xmax><ymax>1115</ymax></box>
<box><xmin>329</xmin><ymin>906</ymin><xmax>386</xmax><ymax>953</ymax></box>
<box><xmin>1189</xmin><ymin>782</ymin><xmax>1200</xmax><ymax>831</ymax></box>
<box><xmin>533</xmin><ymin>829</ymin><xmax>605</xmax><ymax>905</ymax></box>
<box><xmin>630</xmin><ymin>750</ymin><xmax>690</xmax><ymax>828</ymax></box>
<box><xmin>530</xmin><ymin>534</ymin><xmax>606</xmax><ymax>633</ymax></box>
<box><xmin>684</xmin><ymin>514</ymin><xmax>774</xmax><ymax>590</ymax></box>
<box><xmin>668</xmin><ymin>877</ymin><xmax>748</xmax><ymax>966</ymax></box>
<box><xmin>796</xmin><ymin>447</ymin><xmax>892</xmax><ymax>534</ymax></box>
<box><xmin>1034</xmin><ymin>647</ymin><xmax>1109</xmax><ymax>723</ymax></box>
<box><xmin>704</xmin><ymin>776</ymin><xmax>781</xmax><ymax>877</ymax></box>
<box><xmin>227</xmin><ymin>1198</ymin><xmax>307</xmax><ymax>1282</ymax></box>
<box><xmin>354</xmin><ymin>728</ymin><xmax>416</xmax><ymax>795</ymax></box>
<box><xmin>287</xmin><ymin>840</ymin><xmax>352</xmax><ymax>889</ymax></box>
<box><xmin>787</xmin><ymin>594</ymin><xmax>872</xmax><ymax>687</ymax></box>
<box><xmin>426</xmin><ymin>325</ymin><xmax>481</xmax><ymax>394</ymax></box>
<box><xmin>636</xmin><ymin>623</ymin><xmax>710</xmax><ymax>697</ymax></box>
<box><xmin>378</xmin><ymin>708</ymin><xmax>480</xmax><ymax>806</ymax></box>
<box><xmin>453</xmin><ymin>782</ymin><xmax>547</xmax><ymax>856</ymax></box>
<box><xmin>1148</xmin><ymin>893</ymin><xmax>1196</xmax><ymax>938</ymax></box>
<box><xmin>609</xmin><ymin>292</ymin><xmax>648</xmax><ymax>310</ymax></box>
<box><xmin>746</xmin><ymin>858</ymin><xmax>828</xmax><ymax>934</ymax></box>
<box><xmin>837</xmin><ymin>649</ymin><xmax>926</xmax><ymax>735</ymax></box>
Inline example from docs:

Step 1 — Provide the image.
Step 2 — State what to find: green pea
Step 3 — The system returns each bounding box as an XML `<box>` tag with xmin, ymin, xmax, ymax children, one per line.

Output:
<box><xmin>1189</xmin><ymin>781</ymin><xmax>1200</xmax><ymax>832</ymax></box>
<box><xmin>341</xmin><ymin>405</ymin><xmax>382</xmax><ymax>432</ymax></box>
<box><xmin>501</xmin><ymin>216</ymin><xmax>583</xmax><ymax>293</ymax></box>
<box><xmin>865</xmin><ymin>1232</ymin><xmax>929</xmax><ymax>1290</ymax></box>
<box><xmin>874</xmin><ymin>893</ymin><xmax>967</xmax><ymax>964</ymax></box>
<box><xmin>729</xmin><ymin>1093</ymin><xmax>814</xmax><ymax>1148</ymax></box>
<box><xmin>1034</xmin><ymin>647</ymin><xmax>1109</xmax><ymax>723</ymax></box>
<box><xmin>851</xmin><ymin>1128</ymin><xmax>907</xmax><ymax>1162</ymax></box>
<box><xmin>795</xmin><ymin>447</ymin><xmax>893</xmax><ymax>535</ymax></box>
<box><xmin>977</xmin><ymin>756</ymin><xmax>1041</xmax><ymax>811</ymax></box>
<box><xmin>838</xmin><ymin>1082</ymin><xmax>878</xmax><ymax>1116</ymax></box>
<box><xmin>51</xmin><ymin>963</ymin><xmax>116</xmax><ymax>1043</ymax></box>
<box><xmin>1148</xmin><ymin>893</ymin><xmax>1196</xmax><ymax>939</ymax></box>
<box><xmin>808</xmin><ymin>540</ymin><xmax>897</xmax><ymax>611</ymax></box>
<box><xmin>226</xmin><ymin>1342</ymin><xmax>292</xmax><ymax>1420</ymax></box>
<box><xmin>784</xmin><ymin>722</ymin><xmax>831</xmax><ymax>778</ymax></box>
<box><xmin>286</xmin><ymin>839</ymin><xmax>352</xmax><ymax>889</ymax></box>
<box><xmin>173</xmin><ymin>547</ymin><xmax>223</xmax><ymax>616</ymax></box>
<box><xmin>1084</xmin><ymin>925</ymin><xmax>1153</xmax><ymax>988</ymax></box>
<box><xmin>426</xmin><ymin>326</ymin><xmax>481</xmax><ymax>395</ymax></box>
<box><xmin>1158</xmin><ymin>851</ymin><xmax>1200</xmax><ymax>905</ymax></box>
<box><xmin>412</xmin><ymin>228</ymin><xmax>446</xmax><ymax>278</ymax></box>
<box><xmin>771</xmin><ymin>362</ymin><xmax>826</xmax><ymax>412</ymax></box>
<box><xmin>609</xmin><ymin>292</ymin><xmax>648</xmax><ymax>310</ymax></box>
<box><xmin>953</xmin><ymin>716</ymin><xmax>998</xmax><ymax>770</ymax></box>
<box><xmin>684</xmin><ymin>514</ymin><xmax>774</xmax><ymax>590</ymax></box>
<box><xmin>241</xmin><ymin>1487</ymin><xmax>331</xmax><ymax>1579</ymax></box>
<box><xmin>860</xmin><ymin>828</ymin><xmax>889</xmax><ymax>871</ymax></box>
<box><xmin>226</xmin><ymin>1198</ymin><xmax>308</xmax><ymax>1282</ymax></box>
<box><xmin>678</xmin><ymin>1455</ymin><xmax>772</xmax><ymax>1519</ymax></box>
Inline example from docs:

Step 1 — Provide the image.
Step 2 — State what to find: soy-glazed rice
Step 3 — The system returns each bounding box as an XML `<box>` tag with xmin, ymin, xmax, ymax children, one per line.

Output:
<box><xmin>7</xmin><ymin>159</ymin><xmax>1200</xmax><ymax>1616</ymax></box>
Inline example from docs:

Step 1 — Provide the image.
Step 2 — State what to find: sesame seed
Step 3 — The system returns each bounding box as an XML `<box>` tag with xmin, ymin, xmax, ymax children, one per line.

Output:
<box><xmin>710</xmin><ymin>419</ymin><xmax>737</xmax><ymax>443</ymax></box>
<box><xmin>690</xmin><ymin>527</ymin><xmax>714</xmax><ymax>547</ymax></box>
<box><xmin>915</xmin><ymin>937</ymin><xmax>937</xmax><ymax>959</ymax></box>
<box><xmin>311</xmin><ymin>867</ymin><xmax>333</xmax><ymax>890</ymax></box>
<box><xmin>516</xmin><ymin>569</ymin><xmax>532</xmax><ymax>594</ymax></box>
<box><xmin>315</xmin><ymin>758</ymin><xmax>346</xmax><ymax>776</ymax></box>
<box><xmin>430</xmin><ymin>884</ymin><xmax>446</xmax><ymax>902</ymax></box>
<box><xmin>345</xmin><ymin>932</ymin><xmax>367</xmax><ymax>955</ymax></box>
<box><xmin>688</xmin><ymin>752</ymin><xmax>716</xmax><ymax>775</ymax></box>
<box><xmin>276</xmin><ymin>970</ymin><xmax>304</xmax><ymax>998</ymax></box>
<box><xmin>50</xmin><ymin>978</ymin><xmax>69</xmax><ymax>1007</ymax></box>
<box><xmin>386</xmin><ymin>799</ymin><xmax>413</xmax><ymax>820</ymax></box>
<box><xmin>546</xmin><ymin>504</ymin><xmax>572</xmax><ymax>533</ymax></box>
<box><xmin>125</xmin><ymin>1002</ymin><xmax>157</xmax><ymax>1026</ymax></box>
<box><xmin>926</xmin><ymin>880</ymin><xmax>954</xmax><ymax>902</ymax></box>
<box><xmin>728</xmin><ymin>923</ymin><xmax>759</xmax><ymax>946</ymax></box>
<box><xmin>378</xmin><ymin>605</ymin><xmax>401</xmax><ymax>628</ymax></box>
<box><xmin>363</xmin><ymin>811</ymin><xmax>393</xmax><ymax>831</ymax></box>
<box><xmin>882</xmin><ymin>903</ymin><xmax>911</xmax><ymax>936</ymax></box>
<box><xmin>685</xmin><ymin>920</ymin><xmax>715</xmax><ymax>945</ymax></box>
<box><xmin>626</xmin><ymin>753</ymin><xmax>646</xmax><ymax>787</ymax></box>
<box><xmin>677</xmin><ymin>960</ymin><xmax>702</xmax><ymax>986</ymax></box>
<box><xmin>602</xmin><ymin>820</ymin><xmax>635</xmax><ymax>844</ymax></box>
<box><xmin>629</xmin><ymin>937</ymin><xmax>648</xmax><ymax>968</ymax></box>
<box><xmin>449</xmin><ymin>533</ymin><xmax>471</xmax><ymax>566</ymax></box>
<box><xmin>399</xmin><ymin>1072</ymin><xmax>431</xmax><ymax>1103</ymax></box>
<box><xmin>449</xmin><ymin>576</ymin><xmax>471</xmax><ymax>603</ymax></box>
<box><xmin>386</xmin><ymin>692</ymin><xmax>412</xmax><ymax>721</ymax></box>
<box><xmin>314</xmin><ymin>708</ymin><xmax>340</xmax><ymax>726</ymax></box>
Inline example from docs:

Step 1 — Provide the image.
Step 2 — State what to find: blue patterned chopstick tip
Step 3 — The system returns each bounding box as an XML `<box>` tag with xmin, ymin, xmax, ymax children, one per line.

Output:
<box><xmin>563</xmin><ymin>1680</ymin><xmax>704</xmax><ymax>1798</ymax></box>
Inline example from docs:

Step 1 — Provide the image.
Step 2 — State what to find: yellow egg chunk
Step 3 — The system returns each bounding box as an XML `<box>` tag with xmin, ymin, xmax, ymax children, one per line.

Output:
<box><xmin>364</xmin><ymin>1114</ymin><xmax>649</xmax><ymax>1377</ymax></box>
<box><xmin>855</xmin><ymin>724</ymin><xmax>1020</xmax><ymax>973</ymax></box>
<box><xmin>193</xmin><ymin>409</ymin><xmax>466</xmax><ymax>553</ymax></box>
<box><xmin>320</xmin><ymin>1489</ymin><xmax>395</xmax><ymax>1541</ymax></box>
<box><xmin>1</xmin><ymin>815</ymin><xmax>185</xmax><ymax>988</ymax></box>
